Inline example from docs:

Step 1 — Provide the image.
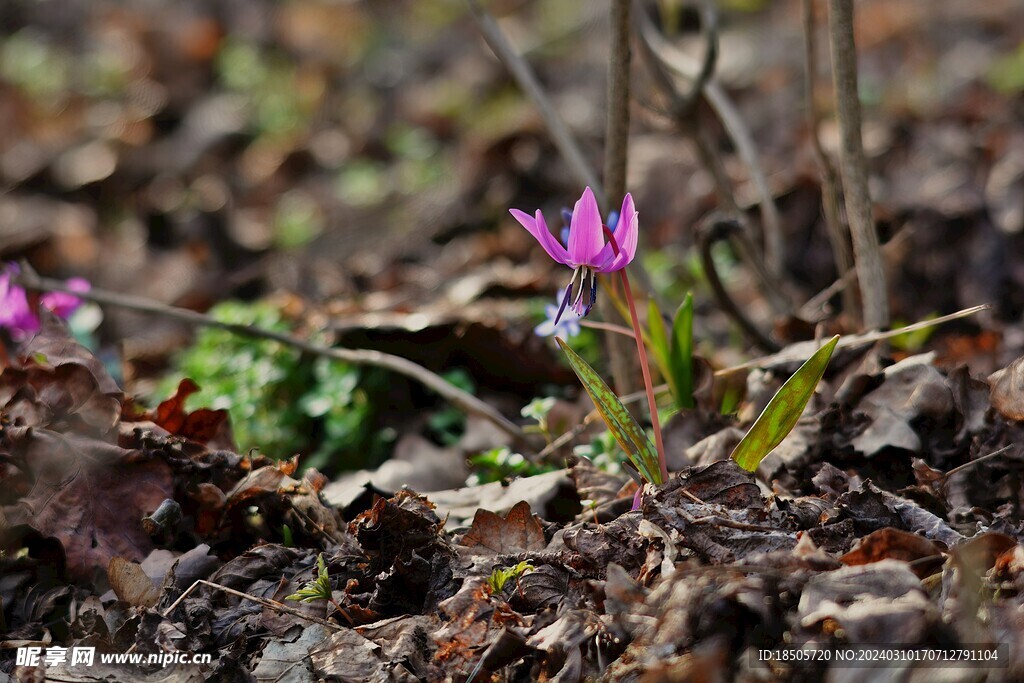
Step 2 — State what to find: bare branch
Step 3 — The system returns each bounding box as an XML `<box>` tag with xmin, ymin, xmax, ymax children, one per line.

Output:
<box><xmin>827</xmin><ymin>0</ymin><xmax>889</xmax><ymax>328</ymax></box>
<box><xmin>15</xmin><ymin>271</ymin><xmax>532</xmax><ymax>450</ymax></box>
<box><xmin>802</xmin><ymin>0</ymin><xmax>855</xmax><ymax>318</ymax></box>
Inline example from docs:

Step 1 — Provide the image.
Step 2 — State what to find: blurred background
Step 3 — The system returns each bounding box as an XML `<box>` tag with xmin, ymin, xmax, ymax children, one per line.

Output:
<box><xmin>2</xmin><ymin>0</ymin><xmax>1023</xmax><ymax>476</ymax></box>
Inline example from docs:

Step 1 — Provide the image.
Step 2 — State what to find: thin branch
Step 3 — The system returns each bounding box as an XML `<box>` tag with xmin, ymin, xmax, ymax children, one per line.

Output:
<box><xmin>635</xmin><ymin>2</ymin><xmax>785</xmax><ymax>280</ymax></box>
<box><xmin>601</xmin><ymin>0</ymin><xmax>640</xmax><ymax>396</ymax></box>
<box><xmin>162</xmin><ymin>579</ymin><xmax>346</xmax><ymax>632</ymax></box>
<box><xmin>14</xmin><ymin>271</ymin><xmax>531</xmax><ymax>450</ymax></box>
<box><xmin>798</xmin><ymin>227</ymin><xmax>911</xmax><ymax>320</ymax></box>
<box><xmin>466</xmin><ymin>0</ymin><xmax>604</xmax><ymax>206</ymax></box>
<box><xmin>827</xmin><ymin>0</ymin><xmax>889</xmax><ymax>328</ymax></box>
<box><xmin>802</xmin><ymin>0</ymin><xmax>855</xmax><ymax>318</ymax></box>
<box><xmin>678</xmin><ymin>0</ymin><xmax>719</xmax><ymax>123</ymax></box>
<box><xmin>697</xmin><ymin>216</ymin><xmax>781</xmax><ymax>353</ymax></box>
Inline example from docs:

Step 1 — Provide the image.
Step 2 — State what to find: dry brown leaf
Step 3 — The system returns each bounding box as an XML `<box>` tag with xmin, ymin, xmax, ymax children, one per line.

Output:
<box><xmin>3</xmin><ymin>428</ymin><xmax>173</xmax><ymax>579</ymax></box>
<box><xmin>989</xmin><ymin>355</ymin><xmax>1024</xmax><ymax>421</ymax></box>
<box><xmin>460</xmin><ymin>501</ymin><xmax>545</xmax><ymax>555</ymax></box>
<box><xmin>107</xmin><ymin>556</ymin><xmax>161</xmax><ymax>607</ymax></box>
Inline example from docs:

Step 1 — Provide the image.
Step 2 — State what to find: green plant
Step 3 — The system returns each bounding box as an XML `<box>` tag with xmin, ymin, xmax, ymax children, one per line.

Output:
<box><xmin>486</xmin><ymin>561</ymin><xmax>534</xmax><ymax>594</ymax></box>
<box><xmin>646</xmin><ymin>293</ymin><xmax>695</xmax><ymax>410</ymax></box>
<box><xmin>731</xmin><ymin>336</ymin><xmax>840</xmax><ymax>471</ymax></box>
<box><xmin>467</xmin><ymin>447</ymin><xmax>556</xmax><ymax>486</ymax></box>
<box><xmin>889</xmin><ymin>314</ymin><xmax>937</xmax><ymax>352</ymax></box>
<box><xmin>286</xmin><ymin>553</ymin><xmax>333</xmax><ymax>604</ymax></box>
<box><xmin>158</xmin><ymin>299</ymin><xmax>392</xmax><ymax>471</ymax></box>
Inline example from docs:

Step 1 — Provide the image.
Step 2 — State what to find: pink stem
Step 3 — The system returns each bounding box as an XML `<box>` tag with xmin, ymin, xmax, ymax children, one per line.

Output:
<box><xmin>618</xmin><ymin>268</ymin><xmax>669</xmax><ymax>484</ymax></box>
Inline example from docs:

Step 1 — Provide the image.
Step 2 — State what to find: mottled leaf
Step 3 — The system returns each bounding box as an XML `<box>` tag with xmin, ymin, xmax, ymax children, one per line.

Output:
<box><xmin>556</xmin><ymin>338</ymin><xmax>662</xmax><ymax>484</ymax></box>
<box><xmin>731</xmin><ymin>335</ymin><xmax>839</xmax><ymax>471</ymax></box>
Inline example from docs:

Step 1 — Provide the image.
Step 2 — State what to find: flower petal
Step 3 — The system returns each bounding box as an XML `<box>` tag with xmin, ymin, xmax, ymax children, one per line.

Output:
<box><xmin>510</xmin><ymin>209</ymin><xmax>570</xmax><ymax>265</ymax></box>
<box><xmin>598</xmin><ymin>194</ymin><xmax>638</xmax><ymax>272</ymax></box>
<box><xmin>568</xmin><ymin>187</ymin><xmax>605</xmax><ymax>267</ymax></box>
<box><xmin>41</xmin><ymin>278</ymin><xmax>90</xmax><ymax>318</ymax></box>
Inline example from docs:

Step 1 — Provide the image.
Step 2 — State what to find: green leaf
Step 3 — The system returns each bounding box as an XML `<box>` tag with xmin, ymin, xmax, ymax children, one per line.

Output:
<box><xmin>669</xmin><ymin>293</ymin><xmax>695</xmax><ymax>409</ymax></box>
<box><xmin>646</xmin><ymin>299</ymin><xmax>674</xmax><ymax>397</ymax></box>
<box><xmin>731</xmin><ymin>335</ymin><xmax>839</xmax><ymax>471</ymax></box>
<box><xmin>556</xmin><ymin>338</ymin><xmax>662</xmax><ymax>484</ymax></box>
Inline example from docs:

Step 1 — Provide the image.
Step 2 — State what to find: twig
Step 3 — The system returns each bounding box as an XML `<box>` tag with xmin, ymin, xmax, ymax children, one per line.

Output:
<box><xmin>15</xmin><ymin>271</ymin><xmax>532</xmax><ymax>450</ymax></box>
<box><xmin>943</xmin><ymin>445</ymin><xmax>1015</xmax><ymax>480</ymax></box>
<box><xmin>466</xmin><ymin>0</ymin><xmax>604</xmax><ymax>205</ymax></box>
<box><xmin>580</xmin><ymin>320</ymin><xmax>636</xmax><ymax>338</ymax></box>
<box><xmin>634</xmin><ymin>2</ymin><xmax>785</xmax><ymax>280</ymax></box>
<box><xmin>719</xmin><ymin>304</ymin><xmax>989</xmax><ymax>373</ymax></box>
<box><xmin>801</xmin><ymin>0</ymin><xmax>855</xmax><ymax>318</ymax></box>
<box><xmin>827</xmin><ymin>0</ymin><xmax>889</xmax><ymax>328</ymax></box>
<box><xmin>798</xmin><ymin>227</ymin><xmax>911</xmax><ymax>320</ymax></box>
<box><xmin>602</xmin><ymin>0</ymin><xmax>640</xmax><ymax>396</ymax></box>
<box><xmin>697</xmin><ymin>216</ymin><xmax>782</xmax><ymax>353</ymax></box>
<box><xmin>162</xmin><ymin>579</ymin><xmax>346</xmax><ymax>632</ymax></box>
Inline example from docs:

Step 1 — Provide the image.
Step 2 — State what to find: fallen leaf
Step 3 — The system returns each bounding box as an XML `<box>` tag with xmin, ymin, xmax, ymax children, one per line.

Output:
<box><xmin>108</xmin><ymin>556</ymin><xmax>161</xmax><ymax>607</ymax></box>
<box><xmin>3</xmin><ymin>428</ymin><xmax>173</xmax><ymax>579</ymax></box>
<box><xmin>989</xmin><ymin>355</ymin><xmax>1024</xmax><ymax>421</ymax></box>
<box><xmin>460</xmin><ymin>501</ymin><xmax>545</xmax><ymax>555</ymax></box>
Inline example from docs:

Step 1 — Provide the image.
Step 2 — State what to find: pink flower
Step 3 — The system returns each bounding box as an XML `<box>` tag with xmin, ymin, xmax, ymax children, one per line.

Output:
<box><xmin>511</xmin><ymin>187</ymin><xmax>638</xmax><ymax>323</ymax></box>
<box><xmin>0</xmin><ymin>264</ymin><xmax>90</xmax><ymax>340</ymax></box>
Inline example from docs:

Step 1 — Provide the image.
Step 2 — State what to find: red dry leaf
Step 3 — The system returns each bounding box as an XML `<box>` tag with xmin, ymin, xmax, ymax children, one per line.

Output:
<box><xmin>151</xmin><ymin>378</ymin><xmax>233</xmax><ymax>447</ymax></box>
<box><xmin>3</xmin><ymin>427</ymin><xmax>173</xmax><ymax>580</ymax></box>
<box><xmin>460</xmin><ymin>501</ymin><xmax>545</xmax><ymax>555</ymax></box>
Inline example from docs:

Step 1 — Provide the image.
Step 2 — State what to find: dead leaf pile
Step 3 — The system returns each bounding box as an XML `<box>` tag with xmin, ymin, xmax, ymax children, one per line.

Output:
<box><xmin>9</xmin><ymin>315</ymin><xmax>1024</xmax><ymax>680</ymax></box>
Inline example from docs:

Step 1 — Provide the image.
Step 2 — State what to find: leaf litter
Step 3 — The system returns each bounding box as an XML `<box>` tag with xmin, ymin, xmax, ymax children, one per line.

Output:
<box><xmin>5</xmin><ymin>319</ymin><xmax>1024</xmax><ymax>679</ymax></box>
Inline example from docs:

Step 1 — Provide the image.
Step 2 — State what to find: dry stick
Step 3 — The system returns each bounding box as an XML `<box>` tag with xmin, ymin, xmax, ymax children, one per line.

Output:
<box><xmin>827</xmin><ymin>0</ymin><xmax>889</xmax><ymax>329</ymax></box>
<box><xmin>601</xmin><ymin>0</ymin><xmax>640</xmax><ymax>397</ymax></box>
<box><xmin>801</xmin><ymin>0</ymin><xmax>855</xmax><ymax>318</ymax></box>
<box><xmin>634</xmin><ymin>3</ymin><xmax>785</xmax><ymax>282</ymax></box>
<box><xmin>466</xmin><ymin>0</ymin><xmax>602</xmax><ymax>204</ymax></box>
<box><xmin>15</xmin><ymin>272</ymin><xmax>531</xmax><ymax>450</ymax></box>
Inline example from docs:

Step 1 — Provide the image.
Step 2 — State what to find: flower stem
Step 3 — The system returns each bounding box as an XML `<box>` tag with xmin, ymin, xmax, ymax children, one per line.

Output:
<box><xmin>618</xmin><ymin>268</ymin><xmax>669</xmax><ymax>484</ymax></box>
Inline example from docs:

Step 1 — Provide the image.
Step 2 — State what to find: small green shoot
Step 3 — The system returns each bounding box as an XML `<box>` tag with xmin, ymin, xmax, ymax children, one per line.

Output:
<box><xmin>286</xmin><ymin>553</ymin><xmax>333</xmax><ymax>604</ymax></box>
<box><xmin>521</xmin><ymin>396</ymin><xmax>557</xmax><ymax>440</ymax></box>
<box><xmin>557</xmin><ymin>338</ymin><xmax>663</xmax><ymax>485</ymax></box>
<box><xmin>467</xmin><ymin>447</ymin><xmax>555</xmax><ymax>486</ymax></box>
<box><xmin>889</xmin><ymin>314</ymin><xmax>938</xmax><ymax>352</ymax></box>
<box><xmin>486</xmin><ymin>561</ymin><xmax>534</xmax><ymax>594</ymax></box>
<box><xmin>285</xmin><ymin>553</ymin><xmax>355</xmax><ymax>626</ymax></box>
<box><xmin>670</xmin><ymin>293</ymin><xmax>695</xmax><ymax>409</ymax></box>
<box><xmin>646</xmin><ymin>294</ymin><xmax>695</xmax><ymax>410</ymax></box>
<box><xmin>731</xmin><ymin>335</ymin><xmax>840</xmax><ymax>471</ymax></box>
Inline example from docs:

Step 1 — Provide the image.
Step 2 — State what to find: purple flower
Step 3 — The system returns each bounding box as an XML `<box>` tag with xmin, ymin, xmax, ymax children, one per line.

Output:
<box><xmin>534</xmin><ymin>298</ymin><xmax>581</xmax><ymax>339</ymax></box>
<box><xmin>0</xmin><ymin>264</ymin><xmax>90</xmax><ymax>340</ymax></box>
<box><xmin>511</xmin><ymin>187</ymin><xmax>638</xmax><ymax>324</ymax></box>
